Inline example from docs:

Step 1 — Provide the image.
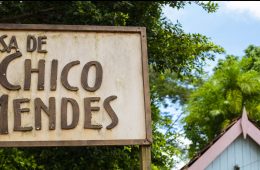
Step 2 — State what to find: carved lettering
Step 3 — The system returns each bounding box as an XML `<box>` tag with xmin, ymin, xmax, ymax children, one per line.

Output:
<box><xmin>84</xmin><ymin>97</ymin><xmax>102</xmax><ymax>129</ymax></box>
<box><xmin>0</xmin><ymin>35</ymin><xmax>8</xmax><ymax>52</ymax></box>
<box><xmin>0</xmin><ymin>52</ymin><xmax>22</xmax><ymax>90</ymax></box>
<box><xmin>35</xmin><ymin>97</ymin><xmax>56</xmax><ymax>130</ymax></box>
<box><xmin>37</xmin><ymin>36</ymin><xmax>47</xmax><ymax>53</ymax></box>
<box><xmin>24</xmin><ymin>59</ymin><xmax>45</xmax><ymax>90</ymax></box>
<box><xmin>61</xmin><ymin>61</ymin><xmax>80</xmax><ymax>91</ymax></box>
<box><xmin>0</xmin><ymin>95</ymin><xmax>8</xmax><ymax>134</ymax></box>
<box><xmin>13</xmin><ymin>98</ymin><xmax>32</xmax><ymax>131</ymax></box>
<box><xmin>7</xmin><ymin>36</ymin><xmax>19</xmax><ymax>52</ymax></box>
<box><xmin>81</xmin><ymin>61</ymin><xmax>103</xmax><ymax>92</ymax></box>
<box><xmin>61</xmin><ymin>98</ymin><xmax>79</xmax><ymax>129</ymax></box>
<box><xmin>27</xmin><ymin>35</ymin><xmax>37</xmax><ymax>52</ymax></box>
<box><xmin>104</xmin><ymin>96</ymin><xmax>118</xmax><ymax>129</ymax></box>
<box><xmin>50</xmin><ymin>60</ymin><xmax>58</xmax><ymax>91</ymax></box>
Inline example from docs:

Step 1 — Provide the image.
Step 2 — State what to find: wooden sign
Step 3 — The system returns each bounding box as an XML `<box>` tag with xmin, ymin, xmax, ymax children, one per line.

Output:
<box><xmin>0</xmin><ymin>24</ymin><xmax>151</xmax><ymax>147</ymax></box>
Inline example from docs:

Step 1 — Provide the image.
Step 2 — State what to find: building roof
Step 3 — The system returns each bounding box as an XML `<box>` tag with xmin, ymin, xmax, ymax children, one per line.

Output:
<box><xmin>181</xmin><ymin>108</ymin><xmax>260</xmax><ymax>170</ymax></box>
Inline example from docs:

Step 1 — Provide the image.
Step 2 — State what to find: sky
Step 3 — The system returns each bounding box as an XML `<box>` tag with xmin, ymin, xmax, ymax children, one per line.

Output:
<box><xmin>163</xmin><ymin>1</ymin><xmax>260</xmax><ymax>73</ymax></box>
<box><xmin>162</xmin><ymin>1</ymin><xmax>260</xmax><ymax>169</ymax></box>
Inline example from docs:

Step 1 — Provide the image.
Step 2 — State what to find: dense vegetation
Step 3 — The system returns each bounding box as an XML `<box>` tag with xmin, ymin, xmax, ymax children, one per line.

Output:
<box><xmin>0</xmin><ymin>1</ymin><xmax>224</xmax><ymax>169</ymax></box>
<box><xmin>184</xmin><ymin>45</ymin><xmax>260</xmax><ymax>157</ymax></box>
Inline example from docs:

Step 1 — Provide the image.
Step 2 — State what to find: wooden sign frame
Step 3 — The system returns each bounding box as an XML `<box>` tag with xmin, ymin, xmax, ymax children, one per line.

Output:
<box><xmin>0</xmin><ymin>24</ymin><xmax>152</xmax><ymax>147</ymax></box>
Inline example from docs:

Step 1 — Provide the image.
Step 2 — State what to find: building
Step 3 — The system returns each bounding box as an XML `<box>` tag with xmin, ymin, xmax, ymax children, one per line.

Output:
<box><xmin>182</xmin><ymin>108</ymin><xmax>260</xmax><ymax>170</ymax></box>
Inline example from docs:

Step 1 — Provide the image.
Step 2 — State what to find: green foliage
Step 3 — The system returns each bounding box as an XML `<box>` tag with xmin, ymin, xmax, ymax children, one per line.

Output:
<box><xmin>0</xmin><ymin>148</ymin><xmax>43</xmax><ymax>170</ymax></box>
<box><xmin>184</xmin><ymin>46</ymin><xmax>260</xmax><ymax>158</ymax></box>
<box><xmin>22</xmin><ymin>146</ymin><xmax>140</xmax><ymax>170</ymax></box>
<box><xmin>0</xmin><ymin>1</ymin><xmax>223</xmax><ymax>169</ymax></box>
<box><xmin>163</xmin><ymin>1</ymin><xmax>218</xmax><ymax>13</ymax></box>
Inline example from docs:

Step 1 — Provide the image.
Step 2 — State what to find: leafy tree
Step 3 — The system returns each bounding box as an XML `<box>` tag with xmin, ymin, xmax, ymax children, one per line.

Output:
<box><xmin>0</xmin><ymin>1</ymin><xmax>223</xmax><ymax>169</ymax></box>
<box><xmin>184</xmin><ymin>45</ymin><xmax>260</xmax><ymax>158</ymax></box>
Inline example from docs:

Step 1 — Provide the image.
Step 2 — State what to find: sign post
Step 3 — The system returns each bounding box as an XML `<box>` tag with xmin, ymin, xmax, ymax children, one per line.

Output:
<box><xmin>0</xmin><ymin>24</ymin><xmax>152</xmax><ymax>168</ymax></box>
<box><xmin>140</xmin><ymin>145</ymin><xmax>151</xmax><ymax>170</ymax></box>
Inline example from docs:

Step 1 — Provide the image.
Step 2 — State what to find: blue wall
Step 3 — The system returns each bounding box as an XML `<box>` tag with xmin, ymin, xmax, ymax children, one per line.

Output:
<box><xmin>206</xmin><ymin>135</ymin><xmax>260</xmax><ymax>170</ymax></box>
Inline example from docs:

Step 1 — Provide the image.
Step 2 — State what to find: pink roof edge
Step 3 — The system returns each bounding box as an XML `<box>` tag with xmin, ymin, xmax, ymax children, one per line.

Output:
<box><xmin>183</xmin><ymin>108</ymin><xmax>260</xmax><ymax>170</ymax></box>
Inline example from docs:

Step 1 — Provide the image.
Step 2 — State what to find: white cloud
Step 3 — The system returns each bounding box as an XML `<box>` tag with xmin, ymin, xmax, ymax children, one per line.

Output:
<box><xmin>223</xmin><ymin>1</ymin><xmax>260</xmax><ymax>20</ymax></box>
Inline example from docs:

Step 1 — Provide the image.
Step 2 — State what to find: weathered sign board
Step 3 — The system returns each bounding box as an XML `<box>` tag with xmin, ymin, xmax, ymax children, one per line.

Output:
<box><xmin>0</xmin><ymin>24</ymin><xmax>151</xmax><ymax>147</ymax></box>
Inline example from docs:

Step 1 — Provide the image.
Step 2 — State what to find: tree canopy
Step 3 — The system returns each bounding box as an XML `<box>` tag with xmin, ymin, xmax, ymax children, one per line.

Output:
<box><xmin>184</xmin><ymin>45</ymin><xmax>260</xmax><ymax>158</ymax></box>
<box><xmin>0</xmin><ymin>1</ymin><xmax>223</xmax><ymax>169</ymax></box>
